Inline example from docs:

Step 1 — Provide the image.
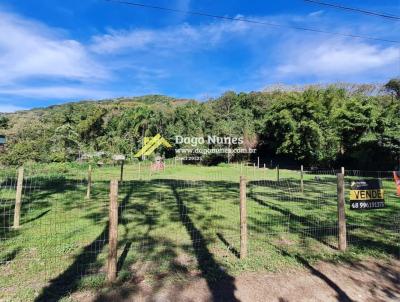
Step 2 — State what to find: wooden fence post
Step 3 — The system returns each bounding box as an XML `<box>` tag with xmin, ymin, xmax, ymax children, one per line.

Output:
<box><xmin>341</xmin><ymin>166</ymin><xmax>345</xmax><ymax>175</ymax></box>
<box><xmin>13</xmin><ymin>167</ymin><xmax>24</xmax><ymax>229</ymax></box>
<box><xmin>107</xmin><ymin>180</ymin><xmax>119</xmax><ymax>282</ymax></box>
<box><xmin>300</xmin><ymin>165</ymin><xmax>304</xmax><ymax>193</ymax></box>
<box><xmin>337</xmin><ymin>173</ymin><xmax>347</xmax><ymax>251</ymax></box>
<box><xmin>120</xmin><ymin>161</ymin><xmax>124</xmax><ymax>183</ymax></box>
<box><xmin>86</xmin><ymin>164</ymin><xmax>92</xmax><ymax>199</ymax></box>
<box><xmin>276</xmin><ymin>165</ymin><xmax>280</xmax><ymax>182</ymax></box>
<box><xmin>240</xmin><ymin>176</ymin><xmax>248</xmax><ymax>259</ymax></box>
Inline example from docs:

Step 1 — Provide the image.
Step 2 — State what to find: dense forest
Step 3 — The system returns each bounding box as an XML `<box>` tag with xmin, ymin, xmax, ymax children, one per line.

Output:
<box><xmin>1</xmin><ymin>80</ymin><xmax>399</xmax><ymax>170</ymax></box>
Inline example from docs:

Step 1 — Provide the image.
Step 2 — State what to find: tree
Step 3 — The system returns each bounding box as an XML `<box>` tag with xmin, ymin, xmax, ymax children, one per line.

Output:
<box><xmin>385</xmin><ymin>78</ymin><xmax>400</xmax><ymax>100</ymax></box>
<box><xmin>1</xmin><ymin>90</ymin><xmax>399</xmax><ymax>169</ymax></box>
<box><xmin>51</xmin><ymin>124</ymin><xmax>80</xmax><ymax>162</ymax></box>
<box><xmin>0</xmin><ymin>115</ymin><xmax>9</xmax><ymax>129</ymax></box>
<box><xmin>263</xmin><ymin>90</ymin><xmax>329</xmax><ymax>164</ymax></box>
<box><xmin>331</xmin><ymin>96</ymin><xmax>374</xmax><ymax>154</ymax></box>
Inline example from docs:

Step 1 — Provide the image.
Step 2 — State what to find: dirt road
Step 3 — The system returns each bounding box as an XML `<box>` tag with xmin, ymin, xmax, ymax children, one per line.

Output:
<box><xmin>73</xmin><ymin>258</ymin><xmax>400</xmax><ymax>302</ymax></box>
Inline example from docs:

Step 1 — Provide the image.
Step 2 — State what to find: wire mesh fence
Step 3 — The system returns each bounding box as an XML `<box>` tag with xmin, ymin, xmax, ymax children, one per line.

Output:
<box><xmin>344</xmin><ymin>171</ymin><xmax>400</xmax><ymax>258</ymax></box>
<box><xmin>247</xmin><ymin>170</ymin><xmax>340</xmax><ymax>262</ymax></box>
<box><xmin>0</xmin><ymin>162</ymin><xmax>399</xmax><ymax>300</ymax></box>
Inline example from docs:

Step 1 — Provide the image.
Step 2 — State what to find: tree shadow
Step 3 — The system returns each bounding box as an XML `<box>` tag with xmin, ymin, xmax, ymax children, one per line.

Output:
<box><xmin>249</xmin><ymin>177</ymin><xmax>400</xmax><ymax>259</ymax></box>
<box><xmin>248</xmin><ymin>189</ymin><xmax>338</xmax><ymax>250</ymax></box>
<box><xmin>22</xmin><ymin>209</ymin><xmax>51</xmax><ymax>225</ymax></box>
<box><xmin>217</xmin><ymin>232</ymin><xmax>240</xmax><ymax>259</ymax></box>
<box><xmin>0</xmin><ymin>247</ymin><xmax>21</xmax><ymax>265</ymax></box>
<box><xmin>34</xmin><ymin>181</ymin><xmax>134</xmax><ymax>302</ymax></box>
<box><xmin>169</xmin><ymin>181</ymin><xmax>239</xmax><ymax>302</ymax></box>
<box><xmin>0</xmin><ymin>176</ymin><xmax>77</xmax><ymax>243</ymax></box>
<box><xmin>117</xmin><ymin>241</ymin><xmax>132</xmax><ymax>272</ymax></box>
<box><xmin>92</xmin><ymin>179</ymin><xmax>200</xmax><ymax>302</ymax></box>
<box><xmin>276</xmin><ymin>246</ymin><xmax>354</xmax><ymax>302</ymax></box>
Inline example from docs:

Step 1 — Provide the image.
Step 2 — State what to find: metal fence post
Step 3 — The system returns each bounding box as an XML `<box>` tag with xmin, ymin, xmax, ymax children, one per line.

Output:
<box><xmin>240</xmin><ymin>176</ymin><xmax>248</xmax><ymax>259</ymax></box>
<box><xmin>337</xmin><ymin>173</ymin><xmax>347</xmax><ymax>251</ymax></box>
<box><xmin>13</xmin><ymin>167</ymin><xmax>24</xmax><ymax>229</ymax></box>
<box><xmin>300</xmin><ymin>165</ymin><xmax>304</xmax><ymax>193</ymax></box>
<box><xmin>107</xmin><ymin>180</ymin><xmax>119</xmax><ymax>282</ymax></box>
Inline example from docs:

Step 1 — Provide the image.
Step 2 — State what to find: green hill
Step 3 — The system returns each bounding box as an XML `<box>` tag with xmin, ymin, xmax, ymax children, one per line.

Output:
<box><xmin>0</xmin><ymin>85</ymin><xmax>399</xmax><ymax>169</ymax></box>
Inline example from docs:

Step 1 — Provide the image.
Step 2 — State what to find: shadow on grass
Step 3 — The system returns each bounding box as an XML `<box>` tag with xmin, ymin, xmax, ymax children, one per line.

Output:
<box><xmin>169</xmin><ymin>181</ymin><xmax>239</xmax><ymax>302</ymax></box>
<box><xmin>248</xmin><ymin>188</ymin><xmax>338</xmax><ymax>250</ymax></box>
<box><xmin>21</xmin><ymin>176</ymin><xmax>398</xmax><ymax>301</ymax></box>
<box><xmin>34</xmin><ymin>182</ymin><xmax>134</xmax><ymax>302</ymax></box>
<box><xmin>0</xmin><ymin>248</ymin><xmax>21</xmax><ymax>265</ymax></box>
<box><xmin>217</xmin><ymin>232</ymin><xmax>240</xmax><ymax>259</ymax></box>
<box><xmin>249</xmin><ymin>178</ymin><xmax>400</xmax><ymax>258</ymax></box>
<box><xmin>117</xmin><ymin>241</ymin><xmax>132</xmax><ymax>272</ymax></box>
<box><xmin>0</xmin><ymin>176</ymin><xmax>77</xmax><ymax>243</ymax></box>
<box><xmin>22</xmin><ymin>209</ymin><xmax>51</xmax><ymax>225</ymax></box>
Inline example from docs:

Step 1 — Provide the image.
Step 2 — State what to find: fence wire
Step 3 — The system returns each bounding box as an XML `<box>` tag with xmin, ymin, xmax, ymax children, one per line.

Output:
<box><xmin>0</xmin><ymin>163</ymin><xmax>399</xmax><ymax>301</ymax></box>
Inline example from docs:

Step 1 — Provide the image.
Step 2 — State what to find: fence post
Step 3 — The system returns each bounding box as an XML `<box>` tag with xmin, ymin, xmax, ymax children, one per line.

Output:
<box><xmin>337</xmin><ymin>173</ymin><xmax>347</xmax><ymax>251</ymax></box>
<box><xmin>107</xmin><ymin>180</ymin><xmax>119</xmax><ymax>282</ymax></box>
<box><xmin>257</xmin><ymin>157</ymin><xmax>260</xmax><ymax>169</ymax></box>
<box><xmin>13</xmin><ymin>167</ymin><xmax>24</xmax><ymax>229</ymax></box>
<box><xmin>300</xmin><ymin>165</ymin><xmax>304</xmax><ymax>193</ymax></box>
<box><xmin>240</xmin><ymin>176</ymin><xmax>248</xmax><ymax>259</ymax></box>
<box><xmin>276</xmin><ymin>165</ymin><xmax>280</xmax><ymax>182</ymax></box>
<box><xmin>86</xmin><ymin>164</ymin><xmax>92</xmax><ymax>199</ymax></box>
<box><xmin>120</xmin><ymin>161</ymin><xmax>124</xmax><ymax>183</ymax></box>
<box><xmin>138</xmin><ymin>162</ymin><xmax>141</xmax><ymax>179</ymax></box>
<box><xmin>341</xmin><ymin>166</ymin><xmax>345</xmax><ymax>175</ymax></box>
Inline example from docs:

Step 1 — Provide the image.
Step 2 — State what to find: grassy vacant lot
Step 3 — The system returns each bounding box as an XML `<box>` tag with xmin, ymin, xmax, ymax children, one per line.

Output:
<box><xmin>0</xmin><ymin>163</ymin><xmax>399</xmax><ymax>301</ymax></box>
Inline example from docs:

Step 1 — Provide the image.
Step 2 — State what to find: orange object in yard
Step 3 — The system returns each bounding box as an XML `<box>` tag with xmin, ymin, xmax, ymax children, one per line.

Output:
<box><xmin>394</xmin><ymin>171</ymin><xmax>400</xmax><ymax>197</ymax></box>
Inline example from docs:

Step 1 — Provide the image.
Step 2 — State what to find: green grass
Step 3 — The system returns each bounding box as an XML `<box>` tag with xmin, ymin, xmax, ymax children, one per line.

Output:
<box><xmin>0</xmin><ymin>163</ymin><xmax>399</xmax><ymax>301</ymax></box>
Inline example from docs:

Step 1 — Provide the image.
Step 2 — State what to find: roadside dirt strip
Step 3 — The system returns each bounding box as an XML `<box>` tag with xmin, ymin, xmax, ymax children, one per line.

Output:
<box><xmin>73</xmin><ymin>258</ymin><xmax>400</xmax><ymax>302</ymax></box>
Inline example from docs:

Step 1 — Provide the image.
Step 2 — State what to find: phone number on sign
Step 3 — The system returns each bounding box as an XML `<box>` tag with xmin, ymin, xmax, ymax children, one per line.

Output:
<box><xmin>350</xmin><ymin>201</ymin><xmax>385</xmax><ymax>209</ymax></box>
<box><xmin>176</xmin><ymin>156</ymin><xmax>202</xmax><ymax>161</ymax></box>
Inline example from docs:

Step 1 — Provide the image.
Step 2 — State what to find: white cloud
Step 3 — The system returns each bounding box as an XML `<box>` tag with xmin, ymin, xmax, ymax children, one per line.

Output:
<box><xmin>0</xmin><ymin>5</ymin><xmax>397</xmax><ymax>103</ymax></box>
<box><xmin>308</xmin><ymin>10</ymin><xmax>324</xmax><ymax>17</ymax></box>
<box><xmin>0</xmin><ymin>9</ymin><xmax>109</xmax><ymax>84</ymax></box>
<box><xmin>0</xmin><ymin>86</ymin><xmax>113</xmax><ymax>99</ymax></box>
<box><xmin>90</xmin><ymin>19</ymin><xmax>257</xmax><ymax>54</ymax></box>
<box><xmin>275</xmin><ymin>38</ymin><xmax>399</xmax><ymax>80</ymax></box>
<box><xmin>0</xmin><ymin>104</ymin><xmax>27</xmax><ymax>113</ymax></box>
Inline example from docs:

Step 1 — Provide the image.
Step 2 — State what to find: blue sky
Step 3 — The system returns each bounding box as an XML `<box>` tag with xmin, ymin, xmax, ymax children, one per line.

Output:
<box><xmin>0</xmin><ymin>0</ymin><xmax>399</xmax><ymax>112</ymax></box>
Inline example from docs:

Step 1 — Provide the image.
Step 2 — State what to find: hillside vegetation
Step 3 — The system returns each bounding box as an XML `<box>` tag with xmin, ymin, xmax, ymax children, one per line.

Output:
<box><xmin>0</xmin><ymin>82</ymin><xmax>399</xmax><ymax>169</ymax></box>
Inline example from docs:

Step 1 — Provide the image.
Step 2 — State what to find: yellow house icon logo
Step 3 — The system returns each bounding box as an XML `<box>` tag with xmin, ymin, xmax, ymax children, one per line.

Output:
<box><xmin>134</xmin><ymin>134</ymin><xmax>172</xmax><ymax>158</ymax></box>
